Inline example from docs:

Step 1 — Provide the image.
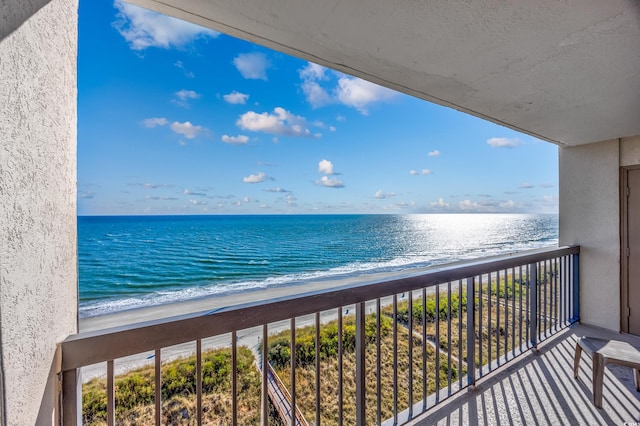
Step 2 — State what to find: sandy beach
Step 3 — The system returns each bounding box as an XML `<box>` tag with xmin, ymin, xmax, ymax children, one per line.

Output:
<box><xmin>78</xmin><ymin>268</ymin><xmax>425</xmax><ymax>381</ymax></box>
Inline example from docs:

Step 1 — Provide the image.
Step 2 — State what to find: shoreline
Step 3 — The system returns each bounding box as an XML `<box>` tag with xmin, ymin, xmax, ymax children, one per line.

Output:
<box><xmin>79</xmin><ymin>266</ymin><xmax>433</xmax><ymax>333</ymax></box>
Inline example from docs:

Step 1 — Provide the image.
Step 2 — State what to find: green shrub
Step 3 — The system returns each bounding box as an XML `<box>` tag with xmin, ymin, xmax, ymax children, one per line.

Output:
<box><xmin>267</xmin><ymin>313</ymin><xmax>392</xmax><ymax>369</ymax></box>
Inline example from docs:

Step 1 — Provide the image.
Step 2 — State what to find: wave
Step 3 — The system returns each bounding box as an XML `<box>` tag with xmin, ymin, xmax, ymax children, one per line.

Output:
<box><xmin>78</xmin><ymin>237</ymin><xmax>557</xmax><ymax>318</ymax></box>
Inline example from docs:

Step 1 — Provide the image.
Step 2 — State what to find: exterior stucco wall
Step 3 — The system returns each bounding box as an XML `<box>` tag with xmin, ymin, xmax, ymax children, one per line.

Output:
<box><xmin>0</xmin><ymin>0</ymin><xmax>78</xmax><ymax>424</ymax></box>
<box><xmin>559</xmin><ymin>139</ymin><xmax>620</xmax><ymax>331</ymax></box>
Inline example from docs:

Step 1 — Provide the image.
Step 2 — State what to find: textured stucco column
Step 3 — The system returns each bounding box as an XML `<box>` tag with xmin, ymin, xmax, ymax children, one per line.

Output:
<box><xmin>559</xmin><ymin>139</ymin><xmax>620</xmax><ymax>331</ymax></box>
<box><xmin>0</xmin><ymin>0</ymin><xmax>78</xmax><ymax>424</ymax></box>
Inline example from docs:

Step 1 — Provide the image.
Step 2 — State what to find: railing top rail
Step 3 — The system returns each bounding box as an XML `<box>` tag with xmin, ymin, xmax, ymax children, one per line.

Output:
<box><xmin>62</xmin><ymin>245</ymin><xmax>578</xmax><ymax>371</ymax></box>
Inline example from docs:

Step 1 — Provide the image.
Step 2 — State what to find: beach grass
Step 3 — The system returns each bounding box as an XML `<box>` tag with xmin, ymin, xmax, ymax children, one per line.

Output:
<box><xmin>82</xmin><ymin>346</ymin><xmax>260</xmax><ymax>425</ymax></box>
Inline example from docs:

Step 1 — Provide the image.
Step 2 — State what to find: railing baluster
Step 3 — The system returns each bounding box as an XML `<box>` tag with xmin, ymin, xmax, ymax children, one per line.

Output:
<box><xmin>478</xmin><ymin>275</ymin><xmax>483</xmax><ymax>376</ymax></box>
<box><xmin>543</xmin><ymin>260</ymin><xmax>548</xmax><ymax>337</ymax></box>
<box><xmin>466</xmin><ymin>277</ymin><xmax>475</xmax><ymax>388</ymax></box>
<box><xmin>338</xmin><ymin>308</ymin><xmax>343</xmax><ymax>426</ymax></box>
<box><xmin>503</xmin><ymin>269</ymin><xmax>508</xmax><ymax>361</ymax></box>
<box><xmin>496</xmin><ymin>270</ymin><xmax>501</xmax><ymax>365</ymax></box>
<box><xmin>562</xmin><ymin>256</ymin><xmax>567</xmax><ymax>325</ymax></box>
<box><xmin>290</xmin><ymin>318</ymin><xmax>296</xmax><ymax>426</ymax></box>
<box><xmin>232</xmin><ymin>330</ymin><xmax>237</xmax><ymax>426</ymax></box>
<box><xmin>262</xmin><ymin>325</ymin><xmax>268</xmax><ymax>426</ymax></box>
<box><xmin>553</xmin><ymin>257</ymin><xmax>560</xmax><ymax>333</ymax></box>
<box><xmin>529</xmin><ymin>262</ymin><xmax>538</xmax><ymax>349</ymax></box>
<box><xmin>435</xmin><ymin>285</ymin><xmax>440</xmax><ymax>401</ymax></box>
<box><xmin>565</xmin><ymin>255</ymin><xmax>570</xmax><ymax>325</ymax></box>
<box><xmin>518</xmin><ymin>265</ymin><xmax>523</xmax><ymax>350</ymax></box>
<box><xmin>355</xmin><ymin>302</ymin><xmax>366</xmax><ymax>426</ymax></box>
<box><xmin>408</xmin><ymin>291</ymin><xmax>413</xmax><ymax>418</ymax></box>
<box><xmin>376</xmin><ymin>298</ymin><xmax>382</xmax><ymax>425</ymax></box>
<box><xmin>525</xmin><ymin>264</ymin><xmax>530</xmax><ymax>348</ymax></box>
<box><xmin>107</xmin><ymin>360</ymin><xmax>114</xmax><ymax>426</ymax></box>
<box><xmin>458</xmin><ymin>280</ymin><xmax>463</xmax><ymax>390</ymax></box>
<box><xmin>487</xmin><ymin>274</ymin><xmax>492</xmax><ymax>371</ymax></box>
<box><xmin>538</xmin><ymin>262</ymin><xmax>542</xmax><ymax>339</ymax></box>
<box><xmin>315</xmin><ymin>312</ymin><xmax>321</xmax><ymax>426</ymax></box>
<box><xmin>422</xmin><ymin>288</ymin><xmax>427</xmax><ymax>412</ymax></box>
<box><xmin>572</xmin><ymin>253</ymin><xmax>580</xmax><ymax>323</ymax></box>
<box><xmin>393</xmin><ymin>294</ymin><xmax>398</xmax><ymax>423</ymax></box>
<box><xmin>197</xmin><ymin>339</ymin><xmax>202</xmax><ymax>426</ymax></box>
<box><xmin>447</xmin><ymin>281</ymin><xmax>452</xmax><ymax>395</ymax></box>
<box><xmin>511</xmin><ymin>267</ymin><xmax>516</xmax><ymax>358</ymax></box>
<box><xmin>155</xmin><ymin>349</ymin><xmax>161</xmax><ymax>426</ymax></box>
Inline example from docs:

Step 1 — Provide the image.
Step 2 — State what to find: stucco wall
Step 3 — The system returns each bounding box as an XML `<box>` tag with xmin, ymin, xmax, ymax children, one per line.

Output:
<box><xmin>559</xmin><ymin>139</ymin><xmax>620</xmax><ymax>331</ymax></box>
<box><xmin>0</xmin><ymin>0</ymin><xmax>78</xmax><ymax>424</ymax></box>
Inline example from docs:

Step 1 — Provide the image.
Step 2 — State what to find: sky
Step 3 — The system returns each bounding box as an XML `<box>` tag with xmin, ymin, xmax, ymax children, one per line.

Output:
<box><xmin>77</xmin><ymin>0</ymin><xmax>559</xmax><ymax>216</ymax></box>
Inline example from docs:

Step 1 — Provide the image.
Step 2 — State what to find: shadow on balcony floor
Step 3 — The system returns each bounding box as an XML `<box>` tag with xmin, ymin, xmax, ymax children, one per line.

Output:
<box><xmin>408</xmin><ymin>324</ymin><xmax>640</xmax><ymax>425</ymax></box>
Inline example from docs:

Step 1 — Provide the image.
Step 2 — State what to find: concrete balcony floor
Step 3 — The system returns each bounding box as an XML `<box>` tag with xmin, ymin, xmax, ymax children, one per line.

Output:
<box><xmin>409</xmin><ymin>324</ymin><xmax>640</xmax><ymax>425</ymax></box>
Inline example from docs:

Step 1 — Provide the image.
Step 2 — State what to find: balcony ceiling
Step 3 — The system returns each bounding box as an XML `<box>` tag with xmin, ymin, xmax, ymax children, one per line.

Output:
<box><xmin>130</xmin><ymin>0</ymin><xmax>640</xmax><ymax>147</ymax></box>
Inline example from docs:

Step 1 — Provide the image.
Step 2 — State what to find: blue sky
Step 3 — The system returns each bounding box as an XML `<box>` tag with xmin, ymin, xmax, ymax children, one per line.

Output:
<box><xmin>78</xmin><ymin>0</ymin><xmax>558</xmax><ymax>216</ymax></box>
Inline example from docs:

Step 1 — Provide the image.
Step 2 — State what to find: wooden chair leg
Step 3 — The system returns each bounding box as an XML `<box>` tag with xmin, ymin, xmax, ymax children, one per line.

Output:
<box><xmin>592</xmin><ymin>353</ymin><xmax>604</xmax><ymax>409</ymax></box>
<box><xmin>574</xmin><ymin>341</ymin><xmax>582</xmax><ymax>379</ymax></box>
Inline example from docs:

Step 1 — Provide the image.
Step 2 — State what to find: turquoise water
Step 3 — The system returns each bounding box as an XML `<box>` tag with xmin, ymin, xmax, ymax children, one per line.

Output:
<box><xmin>78</xmin><ymin>214</ymin><xmax>558</xmax><ymax>318</ymax></box>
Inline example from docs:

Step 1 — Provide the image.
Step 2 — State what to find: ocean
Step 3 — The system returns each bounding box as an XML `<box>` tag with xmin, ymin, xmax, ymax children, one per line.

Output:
<box><xmin>78</xmin><ymin>214</ymin><xmax>558</xmax><ymax>318</ymax></box>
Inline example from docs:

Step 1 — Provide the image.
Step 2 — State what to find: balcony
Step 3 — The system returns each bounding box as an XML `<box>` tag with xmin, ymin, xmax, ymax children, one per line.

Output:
<box><xmin>59</xmin><ymin>246</ymin><xmax>626</xmax><ymax>425</ymax></box>
<box><xmin>407</xmin><ymin>322</ymin><xmax>640</xmax><ymax>425</ymax></box>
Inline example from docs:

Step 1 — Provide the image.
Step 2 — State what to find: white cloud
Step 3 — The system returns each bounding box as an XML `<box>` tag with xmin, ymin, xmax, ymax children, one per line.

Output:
<box><xmin>430</xmin><ymin>197</ymin><xmax>450</xmax><ymax>208</ymax></box>
<box><xmin>174</xmin><ymin>61</ymin><xmax>194</xmax><ymax>78</ymax></box>
<box><xmin>113</xmin><ymin>0</ymin><xmax>218</xmax><ymax>51</ymax></box>
<box><xmin>176</xmin><ymin>89</ymin><xmax>199</xmax><ymax>101</ymax></box>
<box><xmin>374</xmin><ymin>190</ymin><xmax>396</xmax><ymax>199</ymax></box>
<box><xmin>285</xmin><ymin>194</ymin><xmax>297</xmax><ymax>206</ymax></box>
<box><xmin>128</xmin><ymin>182</ymin><xmax>172</xmax><ymax>189</ymax></box>
<box><xmin>520</xmin><ymin>182</ymin><xmax>534</xmax><ymax>189</ymax></box>
<box><xmin>298</xmin><ymin>62</ymin><xmax>396</xmax><ymax>113</ymax></box>
<box><xmin>428</xmin><ymin>150</ymin><xmax>441</xmax><ymax>157</ymax></box>
<box><xmin>264</xmin><ymin>187</ymin><xmax>289</xmax><ymax>193</ymax></box>
<box><xmin>145</xmin><ymin>195</ymin><xmax>179</xmax><ymax>201</ymax></box>
<box><xmin>237</xmin><ymin>107</ymin><xmax>316</xmax><ymax>138</ymax></box>
<box><xmin>335</xmin><ymin>76</ymin><xmax>397</xmax><ymax>114</ymax></box>
<box><xmin>409</xmin><ymin>169</ymin><xmax>432</xmax><ymax>175</ymax></box>
<box><xmin>223</xmin><ymin>91</ymin><xmax>249</xmax><ymax>104</ymax></box>
<box><xmin>487</xmin><ymin>137</ymin><xmax>523</xmax><ymax>148</ymax></box>
<box><xmin>301</xmin><ymin>81</ymin><xmax>332</xmax><ymax>109</ymax></box>
<box><xmin>299</xmin><ymin>64</ymin><xmax>332</xmax><ymax>108</ymax></box>
<box><xmin>183</xmin><ymin>188</ymin><xmax>206</xmax><ymax>196</ymax></box>
<box><xmin>318</xmin><ymin>159</ymin><xmax>335</xmax><ymax>175</ymax></box>
<box><xmin>173</xmin><ymin>89</ymin><xmax>200</xmax><ymax>107</ymax></box>
<box><xmin>317</xmin><ymin>176</ymin><xmax>345</xmax><ymax>188</ymax></box>
<box><xmin>189</xmin><ymin>199</ymin><xmax>208</xmax><ymax>206</ymax></box>
<box><xmin>170</xmin><ymin>121</ymin><xmax>203</xmax><ymax>139</ymax></box>
<box><xmin>221</xmin><ymin>134</ymin><xmax>249</xmax><ymax>145</ymax></box>
<box><xmin>143</xmin><ymin>117</ymin><xmax>168</xmax><ymax>128</ymax></box>
<box><xmin>499</xmin><ymin>200</ymin><xmax>516</xmax><ymax>208</ymax></box>
<box><xmin>336</xmin><ymin>115</ymin><xmax>346</xmax><ymax>122</ymax></box>
<box><xmin>459</xmin><ymin>199</ymin><xmax>480</xmax><ymax>210</ymax></box>
<box><xmin>233</xmin><ymin>52</ymin><xmax>270</xmax><ymax>80</ymax></box>
<box><xmin>242</xmin><ymin>172</ymin><xmax>268</xmax><ymax>183</ymax></box>
<box><xmin>329</xmin><ymin>126</ymin><xmax>336</xmax><ymax>132</ymax></box>
<box><xmin>299</xmin><ymin>63</ymin><xmax>328</xmax><ymax>81</ymax></box>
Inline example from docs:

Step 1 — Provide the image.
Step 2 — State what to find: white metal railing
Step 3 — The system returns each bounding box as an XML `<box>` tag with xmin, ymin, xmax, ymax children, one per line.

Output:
<box><xmin>61</xmin><ymin>245</ymin><xmax>579</xmax><ymax>425</ymax></box>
